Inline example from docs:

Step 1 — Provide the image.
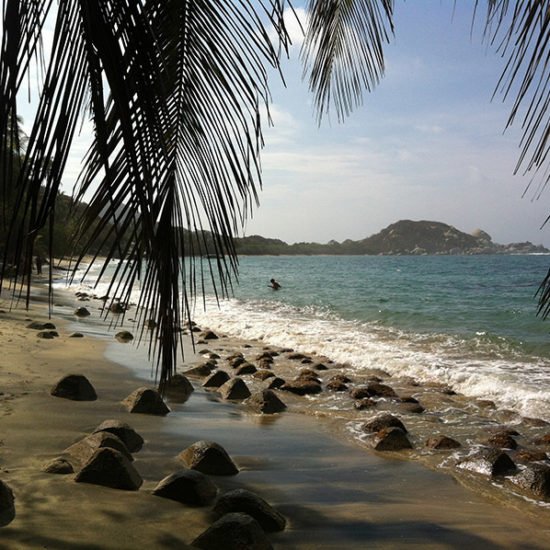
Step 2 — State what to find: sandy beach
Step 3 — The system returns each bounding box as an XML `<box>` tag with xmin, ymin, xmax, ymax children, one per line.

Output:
<box><xmin>1</xmin><ymin>282</ymin><xmax>550</xmax><ymax>549</ymax></box>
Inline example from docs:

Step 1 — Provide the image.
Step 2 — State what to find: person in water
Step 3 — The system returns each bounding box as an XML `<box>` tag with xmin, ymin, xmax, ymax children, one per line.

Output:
<box><xmin>269</xmin><ymin>278</ymin><xmax>281</xmax><ymax>290</ymax></box>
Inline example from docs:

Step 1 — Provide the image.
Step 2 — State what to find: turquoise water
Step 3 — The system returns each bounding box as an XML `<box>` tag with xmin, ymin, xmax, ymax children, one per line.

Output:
<box><xmin>65</xmin><ymin>254</ymin><xmax>550</xmax><ymax>420</ymax></box>
<box><xmin>191</xmin><ymin>254</ymin><xmax>550</xmax><ymax>420</ymax></box>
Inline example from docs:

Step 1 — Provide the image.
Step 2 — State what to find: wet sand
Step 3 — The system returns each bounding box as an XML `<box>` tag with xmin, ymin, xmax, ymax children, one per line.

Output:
<box><xmin>1</xmin><ymin>285</ymin><xmax>550</xmax><ymax>548</ymax></box>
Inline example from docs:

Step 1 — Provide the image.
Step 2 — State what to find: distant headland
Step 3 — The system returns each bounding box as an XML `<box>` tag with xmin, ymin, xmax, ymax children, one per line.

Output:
<box><xmin>235</xmin><ymin>220</ymin><xmax>549</xmax><ymax>256</ymax></box>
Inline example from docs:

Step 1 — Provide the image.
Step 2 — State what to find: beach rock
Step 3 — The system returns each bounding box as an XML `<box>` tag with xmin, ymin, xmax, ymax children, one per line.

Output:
<box><xmin>219</xmin><ymin>378</ymin><xmax>251</xmax><ymax>401</ymax></box>
<box><xmin>354</xmin><ymin>398</ymin><xmax>377</xmax><ymax>410</ymax></box>
<box><xmin>256</xmin><ymin>352</ymin><xmax>274</xmax><ymax>362</ymax></box>
<box><xmin>179</xmin><ymin>441</ymin><xmax>239</xmax><ymax>476</ymax></box>
<box><xmin>298</xmin><ymin>369</ymin><xmax>321</xmax><ymax>380</ymax></box>
<box><xmin>109</xmin><ymin>302</ymin><xmax>126</xmax><ymax>314</ymax></box>
<box><xmin>228</xmin><ymin>355</ymin><xmax>246</xmax><ymax>369</ymax></box>
<box><xmin>397</xmin><ymin>402</ymin><xmax>425</xmax><ymax>414</ymax></box>
<box><xmin>164</xmin><ymin>373</ymin><xmax>194</xmax><ymax>403</ymax></box>
<box><xmin>265</xmin><ymin>377</ymin><xmax>286</xmax><ymax>390</ymax></box>
<box><xmin>37</xmin><ymin>330</ymin><xmax>59</xmax><ymax>339</ymax></box>
<box><xmin>192</xmin><ymin>512</ymin><xmax>271</xmax><ymax>550</ymax></box>
<box><xmin>152</xmin><ymin>470</ymin><xmax>218</xmax><ymax>506</ymax></box>
<box><xmin>42</xmin><ymin>457</ymin><xmax>74</xmax><ymax>474</ymax></box>
<box><xmin>312</xmin><ymin>362</ymin><xmax>328</xmax><ymax>371</ymax></box>
<box><xmin>0</xmin><ymin>480</ymin><xmax>15</xmax><ymax>527</ymax></box>
<box><xmin>287</xmin><ymin>352</ymin><xmax>307</xmax><ymax>361</ymax></box>
<box><xmin>65</xmin><ymin>431</ymin><xmax>133</xmax><ymax>468</ymax></box>
<box><xmin>370</xmin><ymin>427</ymin><xmax>412</xmax><ymax>451</ymax></box>
<box><xmin>362</xmin><ymin>414</ymin><xmax>408</xmax><ymax>434</ymax></box>
<box><xmin>486</xmin><ymin>432</ymin><xmax>518</xmax><ymax>450</ymax></box>
<box><xmin>349</xmin><ymin>387</ymin><xmax>372</xmax><ymax>400</ymax></box>
<box><xmin>69</xmin><ymin>332</ymin><xmax>84</xmax><ymax>338</ymax></box>
<box><xmin>213</xmin><ymin>489</ymin><xmax>286</xmax><ymax>532</ymax></box>
<box><xmin>184</xmin><ymin>363</ymin><xmax>216</xmax><ymax>378</ymax></box>
<box><xmin>235</xmin><ymin>363</ymin><xmax>257</xmax><ymax>376</ymax></box>
<box><xmin>203</xmin><ymin>370</ymin><xmax>231</xmax><ymax>388</ymax></box>
<box><xmin>399</xmin><ymin>396</ymin><xmax>419</xmax><ymax>404</ymax></box>
<box><xmin>146</xmin><ymin>319</ymin><xmax>157</xmax><ymax>330</ymax></box>
<box><xmin>365</xmin><ymin>382</ymin><xmax>397</xmax><ymax>398</ymax></box>
<box><xmin>329</xmin><ymin>374</ymin><xmax>352</xmax><ymax>384</ymax></box>
<box><xmin>326</xmin><ymin>380</ymin><xmax>348</xmax><ymax>392</ymax></box>
<box><xmin>246</xmin><ymin>390</ymin><xmax>286</xmax><ymax>414</ymax></box>
<box><xmin>122</xmin><ymin>387</ymin><xmax>170</xmax><ymax>415</ymax></box>
<box><xmin>513</xmin><ymin>449</ymin><xmax>548</xmax><ymax>464</ymax></box>
<box><xmin>256</xmin><ymin>358</ymin><xmax>273</xmax><ymax>371</ymax></box>
<box><xmin>202</xmin><ymin>330</ymin><xmax>219</xmax><ymax>340</ymax></box>
<box><xmin>93</xmin><ymin>420</ymin><xmax>144</xmax><ymax>453</ymax></box>
<box><xmin>534</xmin><ymin>433</ymin><xmax>550</xmax><ymax>446</ymax></box>
<box><xmin>508</xmin><ymin>463</ymin><xmax>550</xmax><ymax>500</ymax></box>
<box><xmin>75</xmin><ymin>447</ymin><xmax>142</xmax><ymax>491</ymax></box>
<box><xmin>27</xmin><ymin>321</ymin><xmax>56</xmax><ymax>330</ymax></box>
<box><xmin>300</xmin><ymin>357</ymin><xmax>313</xmax><ymax>364</ymax></box>
<box><xmin>458</xmin><ymin>448</ymin><xmax>517</xmax><ymax>477</ymax></box>
<box><xmin>522</xmin><ymin>417</ymin><xmax>550</xmax><ymax>428</ymax></box>
<box><xmin>253</xmin><ymin>370</ymin><xmax>275</xmax><ymax>381</ymax></box>
<box><xmin>425</xmin><ymin>435</ymin><xmax>461</xmax><ymax>450</ymax></box>
<box><xmin>115</xmin><ymin>330</ymin><xmax>134</xmax><ymax>343</ymax></box>
<box><xmin>280</xmin><ymin>379</ymin><xmax>322</xmax><ymax>396</ymax></box>
<box><xmin>477</xmin><ymin>399</ymin><xmax>496</xmax><ymax>409</ymax></box>
<box><xmin>50</xmin><ymin>374</ymin><xmax>97</xmax><ymax>401</ymax></box>
<box><xmin>74</xmin><ymin>306</ymin><xmax>91</xmax><ymax>317</ymax></box>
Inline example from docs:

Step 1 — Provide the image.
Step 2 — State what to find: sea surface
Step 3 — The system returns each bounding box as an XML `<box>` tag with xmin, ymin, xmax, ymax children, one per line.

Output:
<box><xmin>63</xmin><ymin>254</ymin><xmax>550</xmax><ymax>422</ymax></box>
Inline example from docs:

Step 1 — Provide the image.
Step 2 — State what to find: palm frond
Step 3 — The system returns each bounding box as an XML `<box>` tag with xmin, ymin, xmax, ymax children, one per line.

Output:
<box><xmin>301</xmin><ymin>0</ymin><xmax>395</xmax><ymax>123</ymax></box>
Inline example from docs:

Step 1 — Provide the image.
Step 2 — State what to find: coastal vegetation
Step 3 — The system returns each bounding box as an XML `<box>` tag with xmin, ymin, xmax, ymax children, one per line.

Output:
<box><xmin>1</xmin><ymin>1</ymin><xmax>549</xmax><ymax>387</ymax></box>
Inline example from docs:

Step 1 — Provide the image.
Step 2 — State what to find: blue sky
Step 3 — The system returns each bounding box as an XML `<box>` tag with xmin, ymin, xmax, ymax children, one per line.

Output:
<box><xmin>19</xmin><ymin>1</ymin><xmax>550</xmax><ymax>247</ymax></box>
<box><xmin>244</xmin><ymin>1</ymin><xmax>550</xmax><ymax>246</ymax></box>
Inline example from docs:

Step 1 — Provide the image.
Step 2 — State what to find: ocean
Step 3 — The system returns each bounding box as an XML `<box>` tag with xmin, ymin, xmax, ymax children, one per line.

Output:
<box><xmin>64</xmin><ymin>254</ymin><xmax>550</xmax><ymax>422</ymax></box>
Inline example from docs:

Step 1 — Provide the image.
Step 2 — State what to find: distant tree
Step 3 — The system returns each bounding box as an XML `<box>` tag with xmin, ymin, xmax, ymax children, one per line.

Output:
<box><xmin>1</xmin><ymin>1</ymin><xmax>549</xmax><ymax>388</ymax></box>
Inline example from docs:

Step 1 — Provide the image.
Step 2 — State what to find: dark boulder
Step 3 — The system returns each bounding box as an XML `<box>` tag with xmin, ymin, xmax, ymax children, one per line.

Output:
<box><xmin>287</xmin><ymin>352</ymin><xmax>307</xmax><ymax>361</ymax></box>
<box><xmin>228</xmin><ymin>356</ymin><xmax>246</xmax><ymax>369</ymax></box>
<box><xmin>165</xmin><ymin>373</ymin><xmax>194</xmax><ymax>403</ymax></box>
<box><xmin>0</xmin><ymin>480</ymin><xmax>15</xmax><ymax>527</ymax></box>
<box><xmin>513</xmin><ymin>449</ymin><xmax>548</xmax><ymax>464</ymax></box>
<box><xmin>458</xmin><ymin>448</ymin><xmax>517</xmax><ymax>477</ymax></box>
<box><xmin>397</xmin><ymin>402</ymin><xmax>425</xmax><ymax>414</ymax></box>
<box><xmin>486</xmin><ymin>432</ymin><xmax>518</xmax><ymax>450</ymax></box>
<box><xmin>533</xmin><ymin>433</ymin><xmax>550</xmax><ymax>446</ymax></box>
<box><xmin>203</xmin><ymin>370</ymin><xmax>231</xmax><ymax>388</ymax></box>
<box><xmin>152</xmin><ymin>470</ymin><xmax>217</xmax><ymax>506</ymax></box>
<box><xmin>425</xmin><ymin>435</ymin><xmax>461</xmax><ymax>450</ymax></box>
<box><xmin>178</xmin><ymin>440</ymin><xmax>239</xmax><ymax>475</ymax></box>
<box><xmin>184</xmin><ymin>363</ymin><xmax>216</xmax><ymax>378</ymax></box>
<box><xmin>74</xmin><ymin>307</ymin><xmax>91</xmax><ymax>317</ymax></box>
<box><xmin>253</xmin><ymin>370</ymin><xmax>275</xmax><ymax>381</ymax></box>
<box><xmin>219</xmin><ymin>378</ymin><xmax>251</xmax><ymax>401</ymax></box>
<box><xmin>115</xmin><ymin>330</ymin><xmax>134</xmax><ymax>343</ymax></box>
<box><xmin>508</xmin><ymin>463</ymin><xmax>550</xmax><ymax>500</ymax></box>
<box><xmin>256</xmin><ymin>358</ymin><xmax>273</xmax><ymax>371</ymax></box>
<box><xmin>27</xmin><ymin>321</ymin><xmax>56</xmax><ymax>330</ymax></box>
<box><xmin>37</xmin><ymin>330</ymin><xmax>59</xmax><ymax>339</ymax></box>
<box><xmin>192</xmin><ymin>512</ymin><xmax>272</xmax><ymax>550</ymax></box>
<box><xmin>75</xmin><ymin>447</ymin><xmax>142</xmax><ymax>490</ymax></box>
<box><xmin>42</xmin><ymin>457</ymin><xmax>74</xmax><ymax>474</ymax></box>
<box><xmin>280</xmin><ymin>379</ymin><xmax>322</xmax><ymax>396</ymax></box>
<box><xmin>202</xmin><ymin>330</ymin><xmax>219</xmax><ymax>340</ymax></box>
<box><xmin>329</xmin><ymin>374</ymin><xmax>352</xmax><ymax>384</ymax></box>
<box><xmin>65</xmin><ymin>431</ymin><xmax>133</xmax><ymax>469</ymax></box>
<box><xmin>265</xmin><ymin>377</ymin><xmax>286</xmax><ymax>390</ymax></box>
<box><xmin>255</xmin><ymin>352</ymin><xmax>274</xmax><ymax>362</ymax></box>
<box><xmin>109</xmin><ymin>302</ymin><xmax>126</xmax><ymax>314</ymax></box>
<box><xmin>235</xmin><ymin>363</ymin><xmax>257</xmax><ymax>376</ymax></box>
<box><xmin>50</xmin><ymin>374</ymin><xmax>97</xmax><ymax>401</ymax></box>
<box><xmin>365</xmin><ymin>382</ymin><xmax>397</xmax><ymax>398</ymax></box>
<box><xmin>349</xmin><ymin>386</ymin><xmax>371</xmax><ymax>400</ymax></box>
<box><xmin>326</xmin><ymin>380</ymin><xmax>348</xmax><ymax>392</ymax></box>
<box><xmin>246</xmin><ymin>390</ymin><xmax>286</xmax><ymax>414</ymax></box>
<box><xmin>371</xmin><ymin>427</ymin><xmax>412</xmax><ymax>451</ymax></box>
<box><xmin>213</xmin><ymin>489</ymin><xmax>286</xmax><ymax>532</ymax></box>
<box><xmin>93</xmin><ymin>419</ymin><xmax>144</xmax><ymax>453</ymax></box>
<box><xmin>354</xmin><ymin>398</ymin><xmax>377</xmax><ymax>410</ymax></box>
<box><xmin>69</xmin><ymin>332</ymin><xmax>84</xmax><ymax>338</ymax></box>
<box><xmin>362</xmin><ymin>414</ymin><xmax>407</xmax><ymax>434</ymax></box>
<box><xmin>122</xmin><ymin>387</ymin><xmax>170</xmax><ymax>415</ymax></box>
<box><xmin>312</xmin><ymin>362</ymin><xmax>328</xmax><ymax>371</ymax></box>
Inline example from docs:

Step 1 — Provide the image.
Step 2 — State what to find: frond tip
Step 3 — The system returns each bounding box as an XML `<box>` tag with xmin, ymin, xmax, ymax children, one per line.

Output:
<box><xmin>301</xmin><ymin>0</ymin><xmax>395</xmax><ymax>123</ymax></box>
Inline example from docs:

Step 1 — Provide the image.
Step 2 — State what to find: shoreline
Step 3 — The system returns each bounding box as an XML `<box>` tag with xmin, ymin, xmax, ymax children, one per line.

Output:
<box><xmin>1</xmin><ymin>283</ymin><xmax>550</xmax><ymax>547</ymax></box>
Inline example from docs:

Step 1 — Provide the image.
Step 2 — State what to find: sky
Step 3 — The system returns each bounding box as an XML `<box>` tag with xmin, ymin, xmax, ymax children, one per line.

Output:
<box><xmin>17</xmin><ymin>1</ymin><xmax>550</xmax><ymax>247</ymax></box>
<box><xmin>241</xmin><ymin>1</ymin><xmax>550</xmax><ymax>247</ymax></box>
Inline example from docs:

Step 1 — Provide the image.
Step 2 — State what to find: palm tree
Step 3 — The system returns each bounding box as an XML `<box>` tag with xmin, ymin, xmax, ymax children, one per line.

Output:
<box><xmin>1</xmin><ymin>1</ymin><xmax>549</xmax><ymax>389</ymax></box>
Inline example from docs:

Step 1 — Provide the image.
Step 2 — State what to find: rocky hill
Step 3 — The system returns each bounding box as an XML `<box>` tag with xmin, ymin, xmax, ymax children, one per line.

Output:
<box><xmin>234</xmin><ymin>220</ymin><xmax>549</xmax><ymax>255</ymax></box>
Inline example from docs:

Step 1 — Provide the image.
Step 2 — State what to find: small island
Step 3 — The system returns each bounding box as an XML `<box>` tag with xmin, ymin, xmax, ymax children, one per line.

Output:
<box><xmin>234</xmin><ymin>220</ymin><xmax>549</xmax><ymax>256</ymax></box>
